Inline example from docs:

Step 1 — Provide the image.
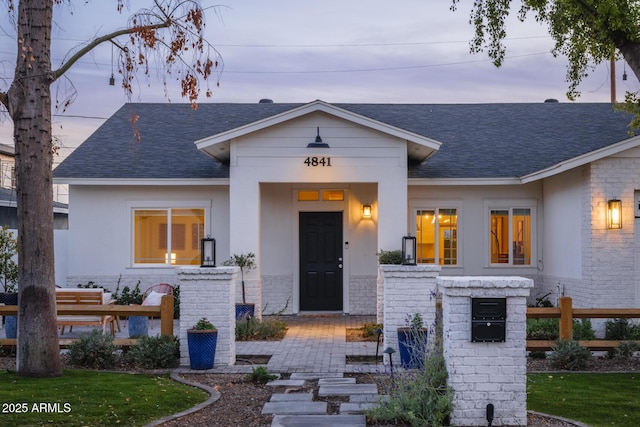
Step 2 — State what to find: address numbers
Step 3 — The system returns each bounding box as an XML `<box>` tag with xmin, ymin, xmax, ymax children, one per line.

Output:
<box><xmin>304</xmin><ymin>157</ymin><xmax>332</xmax><ymax>167</ymax></box>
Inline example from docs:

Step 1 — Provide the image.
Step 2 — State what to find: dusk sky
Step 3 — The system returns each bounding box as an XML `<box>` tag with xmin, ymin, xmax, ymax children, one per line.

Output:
<box><xmin>1</xmin><ymin>0</ymin><xmax>638</xmax><ymax>181</ymax></box>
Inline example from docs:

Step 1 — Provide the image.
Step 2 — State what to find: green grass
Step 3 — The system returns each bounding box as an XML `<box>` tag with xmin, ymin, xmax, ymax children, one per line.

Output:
<box><xmin>528</xmin><ymin>373</ymin><xmax>640</xmax><ymax>426</ymax></box>
<box><xmin>0</xmin><ymin>370</ymin><xmax>208</xmax><ymax>426</ymax></box>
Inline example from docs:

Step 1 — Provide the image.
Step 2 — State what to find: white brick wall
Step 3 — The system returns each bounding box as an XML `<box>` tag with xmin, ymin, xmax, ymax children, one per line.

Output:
<box><xmin>177</xmin><ymin>267</ymin><xmax>237</xmax><ymax>367</ymax></box>
<box><xmin>438</xmin><ymin>276</ymin><xmax>533</xmax><ymax>427</ymax></box>
<box><xmin>65</xmin><ymin>274</ymin><xmax>178</xmax><ymax>294</ymax></box>
<box><xmin>379</xmin><ymin>264</ymin><xmax>440</xmax><ymax>363</ymax></box>
<box><xmin>261</xmin><ymin>275</ymin><xmax>294</xmax><ymax>315</ymax></box>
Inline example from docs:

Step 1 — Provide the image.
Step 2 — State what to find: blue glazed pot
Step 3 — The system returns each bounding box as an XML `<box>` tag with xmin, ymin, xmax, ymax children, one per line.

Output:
<box><xmin>235</xmin><ymin>303</ymin><xmax>255</xmax><ymax>320</ymax></box>
<box><xmin>397</xmin><ymin>327</ymin><xmax>428</xmax><ymax>369</ymax></box>
<box><xmin>128</xmin><ymin>316</ymin><xmax>148</xmax><ymax>338</ymax></box>
<box><xmin>187</xmin><ymin>329</ymin><xmax>218</xmax><ymax>370</ymax></box>
<box><xmin>4</xmin><ymin>315</ymin><xmax>16</xmax><ymax>339</ymax></box>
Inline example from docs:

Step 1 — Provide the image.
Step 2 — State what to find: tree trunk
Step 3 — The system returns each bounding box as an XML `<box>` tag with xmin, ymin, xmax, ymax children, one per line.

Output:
<box><xmin>7</xmin><ymin>0</ymin><xmax>62</xmax><ymax>377</ymax></box>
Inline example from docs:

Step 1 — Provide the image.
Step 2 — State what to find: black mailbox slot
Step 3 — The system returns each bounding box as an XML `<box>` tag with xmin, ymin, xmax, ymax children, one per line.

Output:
<box><xmin>471</xmin><ymin>298</ymin><xmax>506</xmax><ymax>342</ymax></box>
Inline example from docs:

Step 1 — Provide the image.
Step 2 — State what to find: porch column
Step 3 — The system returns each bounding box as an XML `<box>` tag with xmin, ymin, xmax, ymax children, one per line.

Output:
<box><xmin>229</xmin><ymin>172</ymin><xmax>262</xmax><ymax>318</ymax></box>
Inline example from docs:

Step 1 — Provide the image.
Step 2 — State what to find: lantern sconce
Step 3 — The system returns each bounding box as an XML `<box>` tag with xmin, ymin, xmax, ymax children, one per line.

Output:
<box><xmin>607</xmin><ymin>198</ymin><xmax>622</xmax><ymax>229</ymax></box>
<box><xmin>201</xmin><ymin>236</ymin><xmax>216</xmax><ymax>267</ymax></box>
<box><xmin>402</xmin><ymin>234</ymin><xmax>417</xmax><ymax>265</ymax></box>
<box><xmin>362</xmin><ymin>204</ymin><xmax>372</xmax><ymax>219</ymax></box>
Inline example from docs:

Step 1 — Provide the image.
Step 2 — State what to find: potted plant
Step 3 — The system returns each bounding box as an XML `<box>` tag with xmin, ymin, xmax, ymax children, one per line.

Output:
<box><xmin>187</xmin><ymin>317</ymin><xmax>218</xmax><ymax>370</ymax></box>
<box><xmin>397</xmin><ymin>313</ymin><xmax>429</xmax><ymax>369</ymax></box>
<box><xmin>223</xmin><ymin>252</ymin><xmax>256</xmax><ymax>320</ymax></box>
<box><xmin>0</xmin><ymin>226</ymin><xmax>18</xmax><ymax>339</ymax></box>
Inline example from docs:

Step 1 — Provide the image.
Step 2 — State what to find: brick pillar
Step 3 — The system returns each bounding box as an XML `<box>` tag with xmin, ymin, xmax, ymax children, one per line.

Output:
<box><xmin>177</xmin><ymin>267</ymin><xmax>238</xmax><ymax>367</ymax></box>
<box><xmin>437</xmin><ymin>276</ymin><xmax>533</xmax><ymax>427</ymax></box>
<box><xmin>379</xmin><ymin>264</ymin><xmax>440</xmax><ymax>364</ymax></box>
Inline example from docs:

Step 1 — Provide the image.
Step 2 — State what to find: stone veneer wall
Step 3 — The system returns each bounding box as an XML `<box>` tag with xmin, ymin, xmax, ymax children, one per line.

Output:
<box><xmin>437</xmin><ymin>276</ymin><xmax>533</xmax><ymax>427</ymax></box>
<box><xmin>379</xmin><ymin>264</ymin><xmax>440</xmax><ymax>363</ymax></box>
<box><xmin>261</xmin><ymin>275</ymin><xmax>294</xmax><ymax>315</ymax></box>
<box><xmin>349</xmin><ymin>275</ymin><xmax>377</xmax><ymax>315</ymax></box>
<box><xmin>177</xmin><ymin>267</ymin><xmax>237</xmax><ymax>367</ymax></box>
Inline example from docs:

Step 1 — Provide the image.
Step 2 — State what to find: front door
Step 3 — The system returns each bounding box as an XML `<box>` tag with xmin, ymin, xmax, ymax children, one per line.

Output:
<box><xmin>299</xmin><ymin>211</ymin><xmax>343</xmax><ymax>311</ymax></box>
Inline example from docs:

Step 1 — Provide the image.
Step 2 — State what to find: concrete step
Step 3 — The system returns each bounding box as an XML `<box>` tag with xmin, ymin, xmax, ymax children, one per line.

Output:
<box><xmin>318</xmin><ymin>383</ymin><xmax>378</xmax><ymax>397</ymax></box>
<box><xmin>266</xmin><ymin>379</ymin><xmax>306</xmax><ymax>387</ymax></box>
<box><xmin>270</xmin><ymin>393</ymin><xmax>314</xmax><ymax>402</ymax></box>
<box><xmin>317</xmin><ymin>377</ymin><xmax>356</xmax><ymax>386</ymax></box>
<box><xmin>339</xmin><ymin>402</ymin><xmax>377</xmax><ymax>414</ymax></box>
<box><xmin>261</xmin><ymin>401</ymin><xmax>327</xmax><ymax>415</ymax></box>
<box><xmin>290</xmin><ymin>372</ymin><xmax>343</xmax><ymax>380</ymax></box>
<box><xmin>271</xmin><ymin>414</ymin><xmax>366</xmax><ymax>427</ymax></box>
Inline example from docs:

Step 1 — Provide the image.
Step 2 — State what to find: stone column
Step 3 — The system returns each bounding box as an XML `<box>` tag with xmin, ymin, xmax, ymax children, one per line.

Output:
<box><xmin>379</xmin><ymin>264</ymin><xmax>441</xmax><ymax>364</ymax></box>
<box><xmin>437</xmin><ymin>276</ymin><xmax>533</xmax><ymax>427</ymax></box>
<box><xmin>177</xmin><ymin>266</ymin><xmax>238</xmax><ymax>367</ymax></box>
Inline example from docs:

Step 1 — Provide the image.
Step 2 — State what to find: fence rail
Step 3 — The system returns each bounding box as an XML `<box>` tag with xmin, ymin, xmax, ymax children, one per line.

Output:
<box><xmin>526</xmin><ymin>296</ymin><xmax>640</xmax><ymax>351</ymax></box>
<box><xmin>0</xmin><ymin>295</ymin><xmax>174</xmax><ymax>348</ymax></box>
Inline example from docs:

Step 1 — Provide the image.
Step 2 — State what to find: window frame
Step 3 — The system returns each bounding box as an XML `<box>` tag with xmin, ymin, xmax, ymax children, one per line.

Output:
<box><xmin>128</xmin><ymin>201</ymin><xmax>210</xmax><ymax>268</ymax></box>
<box><xmin>410</xmin><ymin>200</ymin><xmax>462</xmax><ymax>267</ymax></box>
<box><xmin>484</xmin><ymin>200</ymin><xmax>537</xmax><ymax>268</ymax></box>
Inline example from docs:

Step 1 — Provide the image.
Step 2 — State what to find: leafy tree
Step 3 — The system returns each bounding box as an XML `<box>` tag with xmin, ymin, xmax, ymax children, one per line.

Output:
<box><xmin>0</xmin><ymin>226</ymin><xmax>18</xmax><ymax>293</ymax></box>
<box><xmin>0</xmin><ymin>0</ymin><xmax>222</xmax><ymax>377</ymax></box>
<box><xmin>451</xmin><ymin>1</ymin><xmax>640</xmax><ymax>112</ymax></box>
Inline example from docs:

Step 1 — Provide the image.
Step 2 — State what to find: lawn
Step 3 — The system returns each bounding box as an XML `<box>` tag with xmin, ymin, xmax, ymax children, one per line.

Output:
<box><xmin>528</xmin><ymin>373</ymin><xmax>640</xmax><ymax>427</ymax></box>
<box><xmin>0</xmin><ymin>370</ymin><xmax>208</xmax><ymax>426</ymax></box>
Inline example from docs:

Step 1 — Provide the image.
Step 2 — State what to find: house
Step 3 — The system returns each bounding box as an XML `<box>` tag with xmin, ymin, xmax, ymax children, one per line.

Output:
<box><xmin>52</xmin><ymin>100</ymin><xmax>640</xmax><ymax>314</ymax></box>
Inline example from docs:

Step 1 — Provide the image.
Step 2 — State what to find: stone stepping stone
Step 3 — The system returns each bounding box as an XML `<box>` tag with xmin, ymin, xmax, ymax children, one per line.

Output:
<box><xmin>270</xmin><ymin>393</ymin><xmax>314</xmax><ymax>402</ymax></box>
<box><xmin>340</xmin><ymin>402</ymin><xmax>377</xmax><ymax>414</ymax></box>
<box><xmin>318</xmin><ymin>383</ymin><xmax>378</xmax><ymax>397</ymax></box>
<box><xmin>271</xmin><ymin>414</ymin><xmax>366</xmax><ymax>427</ymax></box>
<box><xmin>290</xmin><ymin>373</ymin><xmax>343</xmax><ymax>380</ymax></box>
<box><xmin>266</xmin><ymin>379</ymin><xmax>306</xmax><ymax>387</ymax></box>
<box><xmin>350</xmin><ymin>394</ymin><xmax>389</xmax><ymax>403</ymax></box>
<box><xmin>262</xmin><ymin>401</ymin><xmax>327</xmax><ymax>415</ymax></box>
<box><xmin>318</xmin><ymin>377</ymin><xmax>356</xmax><ymax>386</ymax></box>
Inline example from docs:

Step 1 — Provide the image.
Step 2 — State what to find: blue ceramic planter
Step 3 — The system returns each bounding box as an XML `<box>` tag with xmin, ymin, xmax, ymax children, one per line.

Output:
<box><xmin>187</xmin><ymin>329</ymin><xmax>218</xmax><ymax>370</ymax></box>
<box><xmin>128</xmin><ymin>316</ymin><xmax>148</xmax><ymax>338</ymax></box>
<box><xmin>4</xmin><ymin>315</ymin><xmax>16</xmax><ymax>339</ymax></box>
<box><xmin>397</xmin><ymin>327</ymin><xmax>428</xmax><ymax>369</ymax></box>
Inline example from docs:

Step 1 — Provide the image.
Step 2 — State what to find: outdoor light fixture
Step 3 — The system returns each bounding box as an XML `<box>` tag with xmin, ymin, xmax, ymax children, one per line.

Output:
<box><xmin>200</xmin><ymin>236</ymin><xmax>216</xmax><ymax>267</ymax></box>
<box><xmin>383</xmin><ymin>347</ymin><xmax>395</xmax><ymax>377</ymax></box>
<box><xmin>402</xmin><ymin>234</ymin><xmax>417</xmax><ymax>265</ymax></box>
<box><xmin>306</xmin><ymin>126</ymin><xmax>330</xmax><ymax>148</ymax></box>
<box><xmin>608</xmin><ymin>198</ymin><xmax>622</xmax><ymax>229</ymax></box>
<box><xmin>362</xmin><ymin>204</ymin><xmax>372</xmax><ymax>219</ymax></box>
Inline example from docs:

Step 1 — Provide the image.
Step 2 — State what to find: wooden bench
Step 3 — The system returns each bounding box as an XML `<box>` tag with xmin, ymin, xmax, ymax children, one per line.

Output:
<box><xmin>55</xmin><ymin>289</ymin><xmax>115</xmax><ymax>335</ymax></box>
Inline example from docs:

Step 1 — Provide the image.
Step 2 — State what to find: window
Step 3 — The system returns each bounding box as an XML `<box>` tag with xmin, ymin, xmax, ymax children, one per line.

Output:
<box><xmin>133</xmin><ymin>208</ymin><xmax>205</xmax><ymax>265</ymax></box>
<box><xmin>490</xmin><ymin>208</ymin><xmax>531</xmax><ymax>265</ymax></box>
<box><xmin>416</xmin><ymin>208</ymin><xmax>457</xmax><ymax>265</ymax></box>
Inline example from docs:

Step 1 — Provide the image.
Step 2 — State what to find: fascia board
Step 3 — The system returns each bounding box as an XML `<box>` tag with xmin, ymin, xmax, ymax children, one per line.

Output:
<box><xmin>53</xmin><ymin>178</ymin><xmax>229</xmax><ymax>186</ymax></box>
<box><xmin>409</xmin><ymin>177</ymin><xmax>522</xmax><ymax>186</ymax></box>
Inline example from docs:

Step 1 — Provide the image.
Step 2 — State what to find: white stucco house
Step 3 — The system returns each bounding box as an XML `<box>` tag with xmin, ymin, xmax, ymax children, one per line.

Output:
<box><xmin>52</xmin><ymin>99</ymin><xmax>640</xmax><ymax>314</ymax></box>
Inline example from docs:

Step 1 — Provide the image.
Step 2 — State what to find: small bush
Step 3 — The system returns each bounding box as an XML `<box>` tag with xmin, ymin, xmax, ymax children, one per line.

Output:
<box><xmin>236</xmin><ymin>316</ymin><xmax>287</xmax><ymax>341</ymax></box>
<box><xmin>361</xmin><ymin>322</ymin><xmax>383</xmax><ymax>339</ymax></box>
<box><xmin>573</xmin><ymin>318</ymin><xmax>596</xmax><ymax>340</ymax></box>
<box><xmin>125</xmin><ymin>335</ymin><xmax>180</xmax><ymax>369</ymax></box>
<box><xmin>377</xmin><ymin>249</ymin><xmax>403</xmax><ymax>265</ymax></box>
<box><xmin>67</xmin><ymin>329</ymin><xmax>120</xmax><ymax>369</ymax></box>
<box><xmin>548</xmin><ymin>340</ymin><xmax>592</xmax><ymax>371</ymax></box>
<box><xmin>246</xmin><ymin>366</ymin><xmax>277</xmax><ymax>383</ymax></box>
<box><xmin>605</xmin><ymin>319</ymin><xmax>640</xmax><ymax>340</ymax></box>
<box><xmin>113</xmin><ymin>281</ymin><xmax>143</xmax><ymax>306</ymax></box>
<box><xmin>527</xmin><ymin>318</ymin><xmax>559</xmax><ymax>340</ymax></box>
<box><xmin>611</xmin><ymin>341</ymin><xmax>639</xmax><ymax>360</ymax></box>
<box><xmin>367</xmin><ymin>350</ymin><xmax>453</xmax><ymax>426</ymax></box>
<box><xmin>529</xmin><ymin>350</ymin><xmax>547</xmax><ymax>359</ymax></box>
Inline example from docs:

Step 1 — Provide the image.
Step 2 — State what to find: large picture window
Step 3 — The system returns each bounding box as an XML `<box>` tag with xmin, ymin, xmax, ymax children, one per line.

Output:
<box><xmin>416</xmin><ymin>208</ymin><xmax>457</xmax><ymax>265</ymax></box>
<box><xmin>133</xmin><ymin>208</ymin><xmax>205</xmax><ymax>265</ymax></box>
<box><xmin>490</xmin><ymin>207</ymin><xmax>532</xmax><ymax>265</ymax></box>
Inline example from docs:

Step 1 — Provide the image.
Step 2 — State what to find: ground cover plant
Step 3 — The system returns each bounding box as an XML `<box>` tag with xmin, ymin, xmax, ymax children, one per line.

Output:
<box><xmin>528</xmin><ymin>373</ymin><xmax>640</xmax><ymax>427</ymax></box>
<box><xmin>235</xmin><ymin>316</ymin><xmax>287</xmax><ymax>341</ymax></box>
<box><xmin>0</xmin><ymin>370</ymin><xmax>208</xmax><ymax>426</ymax></box>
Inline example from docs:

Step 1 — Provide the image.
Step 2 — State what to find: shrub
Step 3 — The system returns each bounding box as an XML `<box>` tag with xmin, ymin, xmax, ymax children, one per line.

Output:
<box><xmin>377</xmin><ymin>249</ymin><xmax>403</xmax><ymax>265</ymax></box>
<box><xmin>605</xmin><ymin>319</ymin><xmax>640</xmax><ymax>340</ymax></box>
<box><xmin>246</xmin><ymin>366</ymin><xmax>277</xmax><ymax>383</ymax></box>
<box><xmin>548</xmin><ymin>340</ymin><xmax>592</xmax><ymax>371</ymax></box>
<box><xmin>527</xmin><ymin>318</ymin><xmax>559</xmax><ymax>340</ymax></box>
<box><xmin>610</xmin><ymin>341</ymin><xmax>640</xmax><ymax>360</ymax></box>
<box><xmin>573</xmin><ymin>319</ymin><xmax>596</xmax><ymax>340</ymax></box>
<box><xmin>361</xmin><ymin>322</ymin><xmax>383</xmax><ymax>339</ymax></box>
<box><xmin>67</xmin><ymin>329</ymin><xmax>120</xmax><ymax>369</ymax></box>
<box><xmin>173</xmin><ymin>285</ymin><xmax>180</xmax><ymax>319</ymax></box>
<box><xmin>367</xmin><ymin>350</ymin><xmax>453</xmax><ymax>426</ymax></box>
<box><xmin>125</xmin><ymin>335</ymin><xmax>180</xmax><ymax>369</ymax></box>
<box><xmin>236</xmin><ymin>316</ymin><xmax>287</xmax><ymax>341</ymax></box>
<box><xmin>113</xmin><ymin>280</ymin><xmax>143</xmax><ymax>306</ymax></box>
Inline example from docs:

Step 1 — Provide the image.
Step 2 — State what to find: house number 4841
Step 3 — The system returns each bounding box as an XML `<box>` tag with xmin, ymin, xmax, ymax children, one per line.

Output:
<box><xmin>304</xmin><ymin>156</ymin><xmax>332</xmax><ymax>167</ymax></box>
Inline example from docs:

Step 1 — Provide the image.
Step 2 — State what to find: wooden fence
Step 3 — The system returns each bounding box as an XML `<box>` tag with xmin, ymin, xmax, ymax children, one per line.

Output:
<box><xmin>0</xmin><ymin>295</ymin><xmax>174</xmax><ymax>348</ymax></box>
<box><xmin>527</xmin><ymin>296</ymin><xmax>640</xmax><ymax>351</ymax></box>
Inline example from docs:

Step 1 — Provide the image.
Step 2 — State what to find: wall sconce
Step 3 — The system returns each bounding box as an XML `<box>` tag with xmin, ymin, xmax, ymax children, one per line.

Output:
<box><xmin>362</xmin><ymin>204</ymin><xmax>372</xmax><ymax>219</ymax></box>
<box><xmin>402</xmin><ymin>235</ymin><xmax>417</xmax><ymax>265</ymax></box>
<box><xmin>201</xmin><ymin>236</ymin><xmax>216</xmax><ymax>267</ymax></box>
<box><xmin>608</xmin><ymin>198</ymin><xmax>622</xmax><ymax>229</ymax></box>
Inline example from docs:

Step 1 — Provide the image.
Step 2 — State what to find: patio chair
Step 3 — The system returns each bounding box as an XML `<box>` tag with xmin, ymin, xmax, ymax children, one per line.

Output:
<box><xmin>142</xmin><ymin>283</ymin><xmax>174</xmax><ymax>328</ymax></box>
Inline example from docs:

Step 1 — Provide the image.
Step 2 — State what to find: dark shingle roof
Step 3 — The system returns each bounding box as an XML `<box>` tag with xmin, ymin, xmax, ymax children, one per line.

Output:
<box><xmin>53</xmin><ymin>102</ymin><xmax>634</xmax><ymax>180</ymax></box>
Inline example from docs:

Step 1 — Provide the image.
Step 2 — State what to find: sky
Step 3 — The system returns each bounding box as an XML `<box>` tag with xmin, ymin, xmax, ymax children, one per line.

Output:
<box><xmin>0</xmin><ymin>0</ymin><xmax>639</xmax><ymax>182</ymax></box>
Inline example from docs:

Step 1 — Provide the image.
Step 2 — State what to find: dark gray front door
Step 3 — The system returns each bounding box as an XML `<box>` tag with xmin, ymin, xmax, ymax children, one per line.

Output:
<box><xmin>299</xmin><ymin>212</ymin><xmax>343</xmax><ymax>311</ymax></box>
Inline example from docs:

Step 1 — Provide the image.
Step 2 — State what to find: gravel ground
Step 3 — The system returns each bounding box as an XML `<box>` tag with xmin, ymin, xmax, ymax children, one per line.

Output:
<box><xmin>1</xmin><ymin>354</ymin><xmax>637</xmax><ymax>426</ymax></box>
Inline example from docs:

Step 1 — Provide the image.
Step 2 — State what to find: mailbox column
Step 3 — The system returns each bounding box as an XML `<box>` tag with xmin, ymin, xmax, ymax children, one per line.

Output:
<box><xmin>437</xmin><ymin>276</ymin><xmax>533</xmax><ymax>427</ymax></box>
